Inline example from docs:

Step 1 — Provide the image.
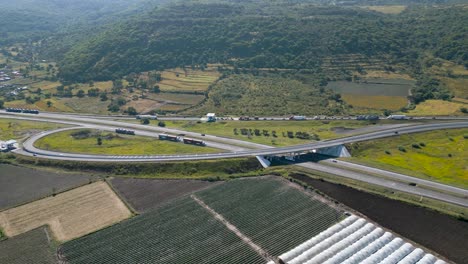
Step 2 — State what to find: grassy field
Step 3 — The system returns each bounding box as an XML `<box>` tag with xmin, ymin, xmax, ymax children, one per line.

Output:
<box><xmin>342</xmin><ymin>94</ymin><xmax>408</xmax><ymax>111</ymax></box>
<box><xmin>363</xmin><ymin>5</ymin><xmax>407</xmax><ymax>14</ymax></box>
<box><xmin>158</xmin><ymin>67</ymin><xmax>220</xmax><ymax>92</ymax></box>
<box><xmin>440</xmin><ymin>77</ymin><xmax>468</xmax><ymax>100</ymax></box>
<box><xmin>346</xmin><ymin>128</ymin><xmax>468</xmax><ymax>188</ymax></box>
<box><xmin>0</xmin><ymin>119</ymin><xmax>65</xmax><ymax>140</ymax></box>
<box><xmin>60</xmin><ymin>196</ymin><xmax>266</xmax><ymax>264</ymax></box>
<box><xmin>191</xmin><ymin>74</ymin><xmax>348</xmax><ymax>116</ymax></box>
<box><xmin>327</xmin><ymin>79</ymin><xmax>412</xmax><ymax>96</ymax></box>
<box><xmin>163</xmin><ymin>120</ymin><xmax>390</xmax><ymax>146</ymax></box>
<box><xmin>34</xmin><ymin>129</ymin><xmax>221</xmax><ymax>155</ymax></box>
<box><xmin>409</xmin><ymin>100</ymin><xmax>466</xmax><ymax>116</ymax></box>
<box><xmin>0</xmin><ymin>227</ymin><xmax>56</xmax><ymax>264</ymax></box>
<box><xmin>0</xmin><ymin>181</ymin><xmax>131</xmax><ymax>241</ymax></box>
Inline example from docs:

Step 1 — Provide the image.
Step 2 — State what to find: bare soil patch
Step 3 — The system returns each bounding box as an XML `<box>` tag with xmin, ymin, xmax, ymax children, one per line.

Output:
<box><xmin>0</xmin><ymin>164</ymin><xmax>97</xmax><ymax>211</ymax></box>
<box><xmin>290</xmin><ymin>173</ymin><xmax>468</xmax><ymax>263</ymax></box>
<box><xmin>0</xmin><ymin>181</ymin><xmax>131</xmax><ymax>241</ymax></box>
<box><xmin>110</xmin><ymin>178</ymin><xmax>220</xmax><ymax>212</ymax></box>
<box><xmin>0</xmin><ymin>226</ymin><xmax>56</xmax><ymax>264</ymax></box>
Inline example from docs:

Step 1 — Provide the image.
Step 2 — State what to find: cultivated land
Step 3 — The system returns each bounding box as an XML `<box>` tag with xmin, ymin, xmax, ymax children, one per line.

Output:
<box><xmin>34</xmin><ymin>129</ymin><xmax>221</xmax><ymax>155</ymax></box>
<box><xmin>409</xmin><ymin>99</ymin><xmax>467</xmax><ymax>116</ymax></box>
<box><xmin>290</xmin><ymin>174</ymin><xmax>468</xmax><ymax>264</ymax></box>
<box><xmin>0</xmin><ymin>164</ymin><xmax>96</xmax><ymax>211</ymax></box>
<box><xmin>196</xmin><ymin>177</ymin><xmax>344</xmax><ymax>256</ymax></box>
<box><xmin>163</xmin><ymin>120</ymin><xmax>405</xmax><ymax>146</ymax></box>
<box><xmin>0</xmin><ymin>119</ymin><xmax>65</xmax><ymax>140</ymax></box>
<box><xmin>158</xmin><ymin>67</ymin><xmax>220</xmax><ymax>92</ymax></box>
<box><xmin>59</xmin><ymin>196</ymin><xmax>266</xmax><ymax>264</ymax></box>
<box><xmin>0</xmin><ymin>181</ymin><xmax>131</xmax><ymax>241</ymax></box>
<box><xmin>0</xmin><ymin>227</ymin><xmax>56</xmax><ymax>264</ymax></box>
<box><xmin>363</xmin><ymin>5</ymin><xmax>407</xmax><ymax>14</ymax></box>
<box><xmin>60</xmin><ymin>177</ymin><xmax>343</xmax><ymax>263</ymax></box>
<box><xmin>346</xmin><ymin>129</ymin><xmax>468</xmax><ymax>189</ymax></box>
<box><xmin>327</xmin><ymin>79</ymin><xmax>412</xmax><ymax>111</ymax></box>
<box><xmin>110</xmin><ymin>178</ymin><xmax>221</xmax><ymax>212</ymax></box>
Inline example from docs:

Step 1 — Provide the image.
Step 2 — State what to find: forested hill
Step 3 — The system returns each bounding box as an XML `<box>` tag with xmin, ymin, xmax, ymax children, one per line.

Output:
<box><xmin>55</xmin><ymin>2</ymin><xmax>468</xmax><ymax>82</ymax></box>
<box><xmin>0</xmin><ymin>0</ymin><xmax>162</xmax><ymax>45</ymax></box>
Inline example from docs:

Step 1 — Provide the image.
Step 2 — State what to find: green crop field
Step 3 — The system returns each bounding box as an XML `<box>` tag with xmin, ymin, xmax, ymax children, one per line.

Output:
<box><xmin>34</xmin><ymin>129</ymin><xmax>221</xmax><ymax>155</ymax></box>
<box><xmin>163</xmin><ymin>120</ymin><xmax>390</xmax><ymax>146</ymax></box>
<box><xmin>60</xmin><ymin>177</ymin><xmax>344</xmax><ymax>263</ymax></box>
<box><xmin>0</xmin><ymin>119</ymin><xmax>65</xmax><ymax>140</ymax></box>
<box><xmin>347</xmin><ymin>129</ymin><xmax>468</xmax><ymax>189</ymax></box>
<box><xmin>60</xmin><ymin>196</ymin><xmax>266</xmax><ymax>264</ymax></box>
<box><xmin>0</xmin><ymin>227</ymin><xmax>56</xmax><ymax>264</ymax></box>
<box><xmin>196</xmin><ymin>177</ymin><xmax>344</xmax><ymax>256</ymax></box>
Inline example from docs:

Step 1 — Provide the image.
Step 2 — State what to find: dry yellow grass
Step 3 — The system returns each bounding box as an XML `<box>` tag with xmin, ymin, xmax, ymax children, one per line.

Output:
<box><xmin>0</xmin><ymin>182</ymin><xmax>131</xmax><ymax>241</ymax></box>
<box><xmin>342</xmin><ymin>94</ymin><xmax>408</xmax><ymax>110</ymax></box>
<box><xmin>125</xmin><ymin>99</ymin><xmax>164</xmax><ymax>113</ymax></box>
<box><xmin>159</xmin><ymin>67</ymin><xmax>220</xmax><ymax>92</ymax></box>
<box><xmin>440</xmin><ymin>77</ymin><xmax>468</xmax><ymax>99</ymax></box>
<box><xmin>409</xmin><ymin>100</ymin><xmax>466</xmax><ymax>116</ymax></box>
<box><xmin>356</xmin><ymin>70</ymin><xmax>414</xmax><ymax>80</ymax></box>
<box><xmin>363</xmin><ymin>5</ymin><xmax>407</xmax><ymax>14</ymax></box>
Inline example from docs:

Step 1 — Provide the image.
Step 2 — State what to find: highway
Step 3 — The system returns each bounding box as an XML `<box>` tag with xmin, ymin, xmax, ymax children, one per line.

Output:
<box><xmin>1</xmin><ymin>111</ymin><xmax>467</xmax><ymax>207</ymax></box>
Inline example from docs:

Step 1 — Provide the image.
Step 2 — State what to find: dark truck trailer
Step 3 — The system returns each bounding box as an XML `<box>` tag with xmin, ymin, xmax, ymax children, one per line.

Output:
<box><xmin>6</xmin><ymin>108</ymin><xmax>22</xmax><ymax>113</ymax></box>
<box><xmin>183</xmin><ymin>138</ymin><xmax>206</xmax><ymax>146</ymax></box>
<box><xmin>115</xmin><ymin>128</ymin><xmax>135</xmax><ymax>135</ymax></box>
<box><xmin>159</xmin><ymin>134</ymin><xmax>180</xmax><ymax>142</ymax></box>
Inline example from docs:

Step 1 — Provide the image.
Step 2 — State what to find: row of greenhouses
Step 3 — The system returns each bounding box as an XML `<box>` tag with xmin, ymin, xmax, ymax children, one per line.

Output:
<box><xmin>275</xmin><ymin>215</ymin><xmax>447</xmax><ymax>264</ymax></box>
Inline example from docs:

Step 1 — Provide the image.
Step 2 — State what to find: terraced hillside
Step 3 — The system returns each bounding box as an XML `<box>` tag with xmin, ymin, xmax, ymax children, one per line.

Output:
<box><xmin>158</xmin><ymin>68</ymin><xmax>220</xmax><ymax>93</ymax></box>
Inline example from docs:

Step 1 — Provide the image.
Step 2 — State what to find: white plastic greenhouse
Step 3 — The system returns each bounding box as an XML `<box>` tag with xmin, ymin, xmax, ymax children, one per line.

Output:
<box><xmin>273</xmin><ymin>214</ymin><xmax>448</xmax><ymax>264</ymax></box>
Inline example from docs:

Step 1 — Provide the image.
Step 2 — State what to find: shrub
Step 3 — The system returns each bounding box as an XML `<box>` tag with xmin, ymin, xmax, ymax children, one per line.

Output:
<box><xmin>464</xmin><ymin>134</ymin><xmax>468</xmax><ymax>139</ymax></box>
<box><xmin>448</xmin><ymin>153</ymin><xmax>452</xmax><ymax>157</ymax></box>
<box><xmin>398</xmin><ymin>146</ymin><xmax>406</xmax><ymax>152</ymax></box>
<box><xmin>158</xmin><ymin>121</ymin><xmax>166</xmax><ymax>127</ymax></box>
<box><xmin>419</xmin><ymin>142</ymin><xmax>426</xmax><ymax>147</ymax></box>
<box><xmin>385</xmin><ymin>150</ymin><xmax>391</xmax><ymax>155</ymax></box>
<box><xmin>449</xmin><ymin>137</ymin><xmax>454</xmax><ymax>141</ymax></box>
<box><xmin>412</xmin><ymin>143</ymin><xmax>420</xmax><ymax>149</ymax></box>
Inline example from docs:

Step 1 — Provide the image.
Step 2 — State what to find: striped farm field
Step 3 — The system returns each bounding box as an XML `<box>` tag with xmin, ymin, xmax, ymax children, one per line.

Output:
<box><xmin>159</xmin><ymin>68</ymin><xmax>220</xmax><ymax>92</ymax></box>
<box><xmin>196</xmin><ymin>177</ymin><xmax>344</xmax><ymax>256</ymax></box>
<box><xmin>0</xmin><ymin>182</ymin><xmax>131</xmax><ymax>241</ymax></box>
<box><xmin>59</xmin><ymin>177</ymin><xmax>344</xmax><ymax>263</ymax></box>
<box><xmin>342</xmin><ymin>94</ymin><xmax>408</xmax><ymax>110</ymax></box>
<box><xmin>59</xmin><ymin>196</ymin><xmax>266</xmax><ymax>264</ymax></box>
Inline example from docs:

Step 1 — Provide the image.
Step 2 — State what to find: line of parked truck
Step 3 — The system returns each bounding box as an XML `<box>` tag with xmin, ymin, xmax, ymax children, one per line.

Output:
<box><xmin>115</xmin><ymin>129</ymin><xmax>206</xmax><ymax>146</ymax></box>
<box><xmin>5</xmin><ymin>108</ymin><xmax>39</xmax><ymax>114</ymax></box>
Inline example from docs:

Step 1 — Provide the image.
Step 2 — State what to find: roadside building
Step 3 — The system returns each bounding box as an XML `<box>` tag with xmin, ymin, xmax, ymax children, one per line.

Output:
<box><xmin>0</xmin><ymin>140</ymin><xmax>18</xmax><ymax>152</ymax></box>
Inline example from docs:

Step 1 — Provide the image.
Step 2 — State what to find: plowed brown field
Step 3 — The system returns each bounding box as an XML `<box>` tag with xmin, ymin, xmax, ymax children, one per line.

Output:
<box><xmin>0</xmin><ymin>181</ymin><xmax>131</xmax><ymax>241</ymax></box>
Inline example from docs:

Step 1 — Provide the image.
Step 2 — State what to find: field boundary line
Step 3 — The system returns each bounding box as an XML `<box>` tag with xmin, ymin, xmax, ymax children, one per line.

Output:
<box><xmin>191</xmin><ymin>194</ymin><xmax>277</xmax><ymax>263</ymax></box>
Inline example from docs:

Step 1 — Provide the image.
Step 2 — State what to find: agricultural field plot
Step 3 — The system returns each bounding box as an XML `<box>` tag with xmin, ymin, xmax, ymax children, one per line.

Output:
<box><xmin>0</xmin><ymin>181</ymin><xmax>131</xmax><ymax>241</ymax></box>
<box><xmin>291</xmin><ymin>174</ymin><xmax>468</xmax><ymax>264</ymax></box>
<box><xmin>4</xmin><ymin>98</ymin><xmax>75</xmax><ymax>112</ymax></box>
<box><xmin>409</xmin><ymin>99</ymin><xmax>466</xmax><ymax>116</ymax></box>
<box><xmin>327</xmin><ymin>79</ymin><xmax>413</xmax><ymax>111</ymax></box>
<box><xmin>34</xmin><ymin>129</ymin><xmax>221</xmax><ymax>155</ymax></box>
<box><xmin>158</xmin><ymin>68</ymin><xmax>220</xmax><ymax>92</ymax></box>
<box><xmin>0</xmin><ymin>164</ymin><xmax>96</xmax><ymax>211</ymax></box>
<box><xmin>196</xmin><ymin>177</ymin><xmax>345</xmax><ymax>256</ymax></box>
<box><xmin>110</xmin><ymin>178</ymin><xmax>221</xmax><ymax>212</ymax></box>
<box><xmin>0</xmin><ymin>119</ymin><xmax>66</xmax><ymax>140</ymax></box>
<box><xmin>342</xmin><ymin>94</ymin><xmax>407</xmax><ymax>111</ymax></box>
<box><xmin>61</xmin><ymin>97</ymin><xmax>110</xmax><ymax>114</ymax></box>
<box><xmin>0</xmin><ymin>227</ymin><xmax>56</xmax><ymax>264</ymax></box>
<box><xmin>152</xmin><ymin>92</ymin><xmax>205</xmax><ymax>105</ymax></box>
<box><xmin>363</xmin><ymin>5</ymin><xmax>407</xmax><ymax>14</ymax></box>
<box><xmin>163</xmin><ymin>120</ymin><xmax>396</xmax><ymax>146</ymax></box>
<box><xmin>124</xmin><ymin>98</ymin><xmax>165</xmax><ymax>113</ymax></box>
<box><xmin>346</xmin><ymin>128</ymin><xmax>468</xmax><ymax>188</ymax></box>
<box><xmin>59</xmin><ymin>196</ymin><xmax>266</xmax><ymax>264</ymax></box>
<box><xmin>327</xmin><ymin>79</ymin><xmax>413</xmax><ymax>96</ymax></box>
